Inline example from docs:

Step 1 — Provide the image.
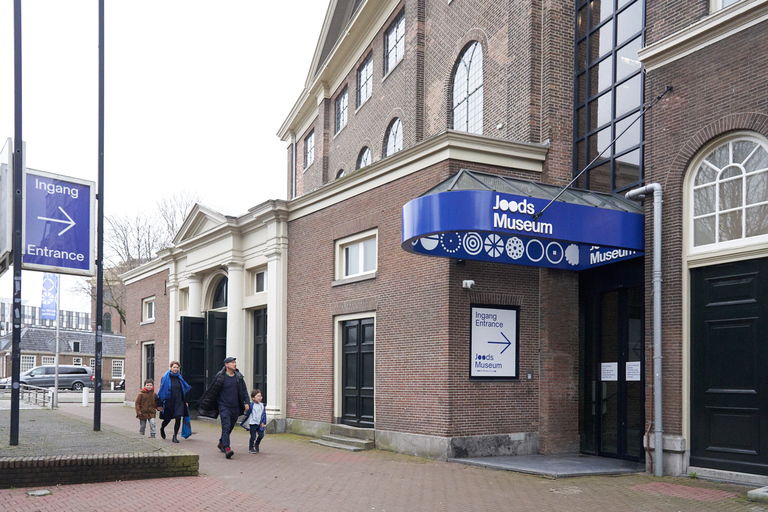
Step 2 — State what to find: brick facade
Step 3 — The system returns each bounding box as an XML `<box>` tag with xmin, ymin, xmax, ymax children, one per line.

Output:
<box><xmin>124</xmin><ymin>269</ymin><xmax>170</xmax><ymax>399</ymax></box>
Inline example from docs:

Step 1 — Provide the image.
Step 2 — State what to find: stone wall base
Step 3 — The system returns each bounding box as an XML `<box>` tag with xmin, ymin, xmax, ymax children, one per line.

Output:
<box><xmin>0</xmin><ymin>452</ymin><xmax>199</xmax><ymax>489</ymax></box>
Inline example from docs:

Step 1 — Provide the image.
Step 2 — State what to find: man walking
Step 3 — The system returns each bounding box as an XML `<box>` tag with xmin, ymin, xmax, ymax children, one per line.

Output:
<box><xmin>195</xmin><ymin>357</ymin><xmax>250</xmax><ymax>458</ymax></box>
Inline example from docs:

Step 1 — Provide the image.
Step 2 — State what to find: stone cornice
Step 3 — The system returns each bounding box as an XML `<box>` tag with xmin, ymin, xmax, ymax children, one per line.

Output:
<box><xmin>287</xmin><ymin>130</ymin><xmax>549</xmax><ymax>222</ymax></box>
<box><xmin>639</xmin><ymin>0</ymin><xmax>768</xmax><ymax>71</ymax></box>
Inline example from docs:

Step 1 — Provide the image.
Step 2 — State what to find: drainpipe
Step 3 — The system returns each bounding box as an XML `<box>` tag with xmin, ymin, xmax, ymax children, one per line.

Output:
<box><xmin>626</xmin><ymin>183</ymin><xmax>663</xmax><ymax>477</ymax></box>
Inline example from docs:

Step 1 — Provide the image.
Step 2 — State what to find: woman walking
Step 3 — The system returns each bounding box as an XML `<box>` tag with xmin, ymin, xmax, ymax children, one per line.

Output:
<box><xmin>157</xmin><ymin>361</ymin><xmax>191</xmax><ymax>443</ymax></box>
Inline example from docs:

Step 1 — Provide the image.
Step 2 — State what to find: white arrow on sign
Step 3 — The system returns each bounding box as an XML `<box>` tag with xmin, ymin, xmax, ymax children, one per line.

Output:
<box><xmin>38</xmin><ymin>206</ymin><xmax>76</xmax><ymax>236</ymax></box>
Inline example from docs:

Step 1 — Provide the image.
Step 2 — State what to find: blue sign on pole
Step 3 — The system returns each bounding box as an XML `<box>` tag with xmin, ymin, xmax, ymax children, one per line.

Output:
<box><xmin>22</xmin><ymin>169</ymin><xmax>95</xmax><ymax>276</ymax></box>
<box><xmin>40</xmin><ymin>273</ymin><xmax>58</xmax><ymax>320</ymax></box>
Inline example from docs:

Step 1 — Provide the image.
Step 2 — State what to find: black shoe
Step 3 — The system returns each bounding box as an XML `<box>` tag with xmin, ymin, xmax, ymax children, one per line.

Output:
<box><xmin>172</xmin><ymin>435</ymin><xmax>179</xmax><ymax>443</ymax></box>
<box><xmin>225</xmin><ymin>447</ymin><xmax>234</xmax><ymax>459</ymax></box>
<box><xmin>160</xmin><ymin>427</ymin><xmax>166</xmax><ymax>439</ymax></box>
<box><xmin>255</xmin><ymin>445</ymin><xmax>259</xmax><ymax>453</ymax></box>
<box><xmin>217</xmin><ymin>441</ymin><xmax>225</xmax><ymax>452</ymax></box>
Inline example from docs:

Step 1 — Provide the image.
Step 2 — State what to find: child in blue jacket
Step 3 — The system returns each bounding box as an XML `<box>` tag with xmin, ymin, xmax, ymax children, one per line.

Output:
<box><xmin>240</xmin><ymin>389</ymin><xmax>267</xmax><ymax>453</ymax></box>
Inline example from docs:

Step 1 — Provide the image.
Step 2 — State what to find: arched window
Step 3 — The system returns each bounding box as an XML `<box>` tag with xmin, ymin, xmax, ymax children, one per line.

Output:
<box><xmin>691</xmin><ymin>135</ymin><xmax>768</xmax><ymax>250</ymax></box>
<box><xmin>357</xmin><ymin>147</ymin><xmax>372</xmax><ymax>169</ymax></box>
<box><xmin>212</xmin><ymin>277</ymin><xmax>228</xmax><ymax>309</ymax></box>
<box><xmin>452</xmin><ymin>41</ymin><xmax>483</xmax><ymax>134</ymax></box>
<box><xmin>336</xmin><ymin>169</ymin><xmax>345</xmax><ymax>179</ymax></box>
<box><xmin>384</xmin><ymin>118</ymin><xmax>403</xmax><ymax>157</ymax></box>
<box><xmin>103</xmin><ymin>313</ymin><xmax>112</xmax><ymax>333</ymax></box>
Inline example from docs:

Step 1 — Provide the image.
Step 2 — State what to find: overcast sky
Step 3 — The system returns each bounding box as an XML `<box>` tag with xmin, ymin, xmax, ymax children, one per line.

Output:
<box><xmin>0</xmin><ymin>0</ymin><xmax>329</xmax><ymax>311</ymax></box>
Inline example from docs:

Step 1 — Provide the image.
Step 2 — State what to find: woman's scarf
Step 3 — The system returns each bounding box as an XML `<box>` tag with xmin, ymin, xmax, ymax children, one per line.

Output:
<box><xmin>157</xmin><ymin>370</ymin><xmax>191</xmax><ymax>401</ymax></box>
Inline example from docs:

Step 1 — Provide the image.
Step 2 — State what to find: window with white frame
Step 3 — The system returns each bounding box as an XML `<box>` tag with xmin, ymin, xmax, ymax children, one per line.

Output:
<box><xmin>179</xmin><ymin>288</ymin><xmax>189</xmax><ymax>311</ymax></box>
<box><xmin>691</xmin><ymin>135</ymin><xmax>768</xmax><ymax>250</ymax></box>
<box><xmin>385</xmin><ymin>118</ymin><xmax>403</xmax><ymax>157</ymax></box>
<box><xmin>72</xmin><ymin>340</ymin><xmax>80</xmax><ymax>353</ymax></box>
<box><xmin>142</xmin><ymin>297</ymin><xmax>155</xmax><ymax>322</ymax></box>
<box><xmin>90</xmin><ymin>358</ymin><xmax>96</xmax><ymax>371</ymax></box>
<box><xmin>112</xmin><ymin>360</ymin><xmax>124</xmax><ymax>379</ymax></box>
<box><xmin>255</xmin><ymin>270</ymin><xmax>268</xmax><ymax>293</ymax></box>
<box><xmin>21</xmin><ymin>355</ymin><xmax>35</xmax><ymax>372</ymax></box>
<box><xmin>452</xmin><ymin>41</ymin><xmax>483</xmax><ymax>134</ymax></box>
<box><xmin>384</xmin><ymin>11</ymin><xmax>405</xmax><ymax>75</ymax></box>
<box><xmin>42</xmin><ymin>356</ymin><xmax>55</xmax><ymax>366</ymax></box>
<box><xmin>712</xmin><ymin>0</ymin><xmax>742</xmax><ymax>11</ymax></box>
<box><xmin>337</xmin><ymin>229</ymin><xmax>378</xmax><ymax>280</ymax></box>
<box><xmin>72</xmin><ymin>357</ymin><xmax>82</xmax><ymax>366</ymax></box>
<box><xmin>305</xmin><ymin>130</ymin><xmax>315</xmax><ymax>169</ymax></box>
<box><xmin>335</xmin><ymin>87</ymin><xmax>348</xmax><ymax>134</ymax></box>
<box><xmin>357</xmin><ymin>147</ymin><xmax>372</xmax><ymax>169</ymax></box>
<box><xmin>357</xmin><ymin>53</ymin><xmax>373</xmax><ymax>107</ymax></box>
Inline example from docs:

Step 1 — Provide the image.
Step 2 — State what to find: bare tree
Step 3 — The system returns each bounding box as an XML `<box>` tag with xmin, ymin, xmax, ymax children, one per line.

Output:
<box><xmin>77</xmin><ymin>191</ymin><xmax>200</xmax><ymax>327</ymax></box>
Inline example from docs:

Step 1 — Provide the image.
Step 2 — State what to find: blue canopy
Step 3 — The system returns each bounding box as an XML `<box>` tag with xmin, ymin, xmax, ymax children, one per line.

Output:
<box><xmin>401</xmin><ymin>170</ymin><xmax>644</xmax><ymax>271</ymax></box>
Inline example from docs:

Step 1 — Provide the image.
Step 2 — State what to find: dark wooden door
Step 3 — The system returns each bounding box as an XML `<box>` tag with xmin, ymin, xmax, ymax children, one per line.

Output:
<box><xmin>691</xmin><ymin>259</ymin><xmax>768</xmax><ymax>475</ymax></box>
<box><xmin>253</xmin><ymin>308</ymin><xmax>267</xmax><ymax>405</ymax></box>
<box><xmin>341</xmin><ymin>318</ymin><xmax>375</xmax><ymax>428</ymax></box>
<box><xmin>180</xmin><ymin>316</ymin><xmax>206</xmax><ymax>407</ymax></box>
<box><xmin>206</xmin><ymin>311</ymin><xmax>228</xmax><ymax>386</ymax></box>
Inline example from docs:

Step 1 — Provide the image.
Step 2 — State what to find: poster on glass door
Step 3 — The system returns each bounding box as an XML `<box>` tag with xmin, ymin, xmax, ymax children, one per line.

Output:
<box><xmin>470</xmin><ymin>304</ymin><xmax>519</xmax><ymax>379</ymax></box>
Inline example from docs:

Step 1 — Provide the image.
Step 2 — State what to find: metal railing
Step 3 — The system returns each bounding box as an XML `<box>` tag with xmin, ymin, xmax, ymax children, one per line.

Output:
<box><xmin>0</xmin><ymin>384</ymin><xmax>55</xmax><ymax>408</ymax></box>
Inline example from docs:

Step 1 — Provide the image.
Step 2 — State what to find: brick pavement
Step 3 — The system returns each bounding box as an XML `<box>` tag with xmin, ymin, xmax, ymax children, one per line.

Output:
<box><xmin>0</xmin><ymin>403</ymin><xmax>766</xmax><ymax>511</ymax></box>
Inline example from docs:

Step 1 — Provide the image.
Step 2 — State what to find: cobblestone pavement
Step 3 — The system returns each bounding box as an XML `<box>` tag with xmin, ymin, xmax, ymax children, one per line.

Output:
<box><xmin>1</xmin><ymin>403</ymin><xmax>766</xmax><ymax>511</ymax></box>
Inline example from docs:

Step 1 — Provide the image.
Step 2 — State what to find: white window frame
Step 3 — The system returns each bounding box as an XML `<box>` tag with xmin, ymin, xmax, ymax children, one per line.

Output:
<box><xmin>711</xmin><ymin>0</ymin><xmax>743</xmax><ymax>11</ymax></box>
<box><xmin>72</xmin><ymin>357</ymin><xmax>82</xmax><ymax>366</ymax></box>
<box><xmin>335</xmin><ymin>229</ymin><xmax>378</xmax><ymax>281</ymax></box>
<box><xmin>357</xmin><ymin>147</ymin><xmax>372</xmax><ymax>169</ymax></box>
<box><xmin>452</xmin><ymin>41</ymin><xmax>484</xmax><ymax>135</ymax></box>
<box><xmin>21</xmin><ymin>355</ymin><xmax>35</xmax><ymax>372</ymax></box>
<box><xmin>142</xmin><ymin>296</ymin><xmax>156</xmax><ymax>323</ymax></box>
<box><xmin>335</xmin><ymin>87</ymin><xmax>348</xmax><ymax>134</ymax></box>
<box><xmin>385</xmin><ymin>118</ymin><xmax>403</xmax><ymax>157</ymax></box>
<box><xmin>305</xmin><ymin>131</ymin><xmax>315</xmax><ymax>169</ymax></box>
<box><xmin>112</xmin><ymin>359</ymin><xmax>124</xmax><ymax>379</ymax></box>
<box><xmin>142</xmin><ymin>341</ymin><xmax>155</xmax><ymax>384</ymax></box>
<box><xmin>333</xmin><ymin>312</ymin><xmax>376</xmax><ymax>420</ymax></box>
<box><xmin>384</xmin><ymin>11</ymin><xmax>405</xmax><ymax>75</ymax></box>
<box><xmin>90</xmin><ymin>358</ymin><xmax>96</xmax><ymax>372</ymax></box>
<box><xmin>255</xmin><ymin>269</ymin><xmax>268</xmax><ymax>293</ymax></box>
<box><xmin>357</xmin><ymin>53</ymin><xmax>373</xmax><ymax>108</ymax></box>
<box><xmin>688</xmin><ymin>132</ymin><xmax>768</xmax><ymax>258</ymax></box>
<box><xmin>42</xmin><ymin>356</ymin><xmax>55</xmax><ymax>366</ymax></box>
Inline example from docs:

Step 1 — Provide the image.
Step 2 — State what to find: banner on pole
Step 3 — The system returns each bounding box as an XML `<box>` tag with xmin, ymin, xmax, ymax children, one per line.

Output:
<box><xmin>41</xmin><ymin>272</ymin><xmax>58</xmax><ymax>320</ymax></box>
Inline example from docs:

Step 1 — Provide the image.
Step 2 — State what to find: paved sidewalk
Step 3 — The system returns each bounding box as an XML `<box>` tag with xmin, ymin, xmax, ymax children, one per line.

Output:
<box><xmin>0</xmin><ymin>403</ymin><xmax>766</xmax><ymax>511</ymax></box>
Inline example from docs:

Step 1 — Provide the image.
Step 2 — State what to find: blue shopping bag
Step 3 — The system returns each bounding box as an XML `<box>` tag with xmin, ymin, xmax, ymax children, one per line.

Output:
<box><xmin>181</xmin><ymin>416</ymin><xmax>192</xmax><ymax>438</ymax></box>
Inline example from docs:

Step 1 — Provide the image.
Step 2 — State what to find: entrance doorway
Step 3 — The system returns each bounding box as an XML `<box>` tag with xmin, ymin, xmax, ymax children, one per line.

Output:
<box><xmin>180</xmin><ymin>311</ymin><xmax>227</xmax><ymax>408</ymax></box>
<box><xmin>580</xmin><ymin>259</ymin><xmax>645</xmax><ymax>461</ymax></box>
<box><xmin>252</xmin><ymin>308</ymin><xmax>267</xmax><ymax>405</ymax></box>
<box><xmin>691</xmin><ymin>258</ymin><xmax>768</xmax><ymax>475</ymax></box>
<box><xmin>341</xmin><ymin>318</ymin><xmax>374</xmax><ymax>428</ymax></box>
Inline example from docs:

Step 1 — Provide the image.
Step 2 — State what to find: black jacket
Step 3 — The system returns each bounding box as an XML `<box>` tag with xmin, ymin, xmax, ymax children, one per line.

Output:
<box><xmin>195</xmin><ymin>367</ymin><xmax>250</xmax><ymax>419</ymax></box>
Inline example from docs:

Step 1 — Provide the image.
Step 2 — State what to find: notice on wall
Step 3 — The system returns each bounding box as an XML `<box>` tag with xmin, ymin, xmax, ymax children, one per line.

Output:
<box><xmin>601</xmin><ymin>362</ymin><xmax>618</xmax><ymax>381</ymax></box>
<box><xmin>626</xmin><ymin>361</ymin><xmax>641</xmax><ymax>382</ymax></box>
<box><xmin>470</xmin><ymin>305</ymin><xmax>519</xmax><ymax>379</ymax></box>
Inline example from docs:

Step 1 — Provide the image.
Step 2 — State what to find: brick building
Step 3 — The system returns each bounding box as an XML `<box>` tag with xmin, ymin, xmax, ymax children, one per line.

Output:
<box><xmin>122</xmin><ymin>0</ymin><xmax>768</xmax><ymax>483</ymax></box>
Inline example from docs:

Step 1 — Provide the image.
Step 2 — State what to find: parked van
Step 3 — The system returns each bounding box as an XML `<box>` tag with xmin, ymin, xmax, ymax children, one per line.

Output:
<box><xmin>19</xmin><ymin>365</ymin><xmax>94</xmax><ymax>390</ymax></box>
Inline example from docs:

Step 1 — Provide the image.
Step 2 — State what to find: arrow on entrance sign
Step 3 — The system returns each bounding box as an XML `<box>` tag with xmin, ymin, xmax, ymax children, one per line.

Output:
<box><xmin>38</xmin><ymin>206</ymin><xmax>76</xmax><ymax>236</ymax></box>
<box><xmin>488</xmin><ymin>332</ymin><xmax>512</xmax><ymax>354</ymax></box>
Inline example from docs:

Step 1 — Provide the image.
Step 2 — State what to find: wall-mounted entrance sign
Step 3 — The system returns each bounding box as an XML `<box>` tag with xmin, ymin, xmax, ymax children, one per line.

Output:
<box><xmin>22</xmin><ymin>169</ymin><xmax>95</xmax><ymax>276</ymax></box>
<box><xmin>470</xmin><ymin>304</ymin><xmax>519</xmax><ymax>379</ymax></box>
<box><xmin>402</xmin><ymin>188</ymin><xmax>644</xmax><ymax>271</ymax></box>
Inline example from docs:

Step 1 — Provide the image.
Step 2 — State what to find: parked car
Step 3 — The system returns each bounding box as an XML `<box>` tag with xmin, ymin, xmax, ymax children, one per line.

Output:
<box><xmin>0</xmin><ymin>365</ymin><xmax>94</xmax><ymax>390</ymax></box>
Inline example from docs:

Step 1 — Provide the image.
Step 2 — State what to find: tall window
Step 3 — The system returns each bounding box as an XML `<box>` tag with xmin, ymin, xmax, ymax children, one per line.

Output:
<box><xmin>691</xmin><ymin>135</ymin><xmax>768</xmax><ymax>250</ymax></box>
<box><xmin>357</xmin><ymin>147</ymin><xmax>372</xmax><ymax>169</ymax></box>
<box><xmin>385</xmin><ymin>118</ymin><xmax>403</xmax><ymax>157</ymax></box>
<box><xmin>452</xmin><ymin>41</ymin><xmax>483</xmax><ymax>134</ymax></box>
<box><xmin>104</xmin><ymin>313</ymin><xmax>112</xmax><ymax>333</ymax></box>
<box><xmin>384</xmin><ymin>11</ymin><xmax>405</xmax><ymax>74</ymax></box>
<box><xmin>213</xmin><ymin>277</ymin><xmax>228</xmax><ymax>309</ymax></box>
<box><xmin>21</xmin><ymin>355</ymin><xmax>35</xmax><ymax>372</ymax></box>
<box><xmin>305</xmin><ymin>130</ymin><xmax>315</xmax><ymax>169</ymax></box>
<box><xmin>573</xmin><ymin>0</ymin><xmax>644</xmax><ymax>193</ymax></box>
<box><xmin>142</xmin><ymin>297</ymin><xmax>155</xmax><ymax>322</ymax></box>
<box><xmin>255</xmin><ymin>270</ymin><xmax>268</xmax><ymax>293</ymax></box>
<box><xmin>72</xmin><ymin>341</ymin><xmax>81</xmax><ymax>353</ymax></box>
<box><xmin>112</xmin><ymin>360</ymin><xmax>124</xmax><ymax>379</ymax></box>
<box><xmin>335</xmin><ymin>87</ymin><xmax>348</xmax><ymax>134</ymax></box>
<box><xmin>357</xmin><ymin>53</ymin><xmax>373</xmax><ymax>107</ymax></box>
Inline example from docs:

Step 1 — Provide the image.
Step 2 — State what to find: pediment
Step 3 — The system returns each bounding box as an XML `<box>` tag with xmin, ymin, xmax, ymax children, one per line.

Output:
<box><xmin>173</xmin><ymin>203</ymin><xmax>229</xmax><ymax>245</ymax></box>
<box><xmin>307</xmin><ymin>0</ymin><xmax>360</xmax><ymax>83</ymax></box>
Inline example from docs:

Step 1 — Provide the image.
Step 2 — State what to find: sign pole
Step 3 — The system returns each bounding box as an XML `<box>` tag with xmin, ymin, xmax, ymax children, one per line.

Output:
<box><xmin>10</xmin><ymin>0</ymin><xmax>23</xmax><ymax>446</ymax></box>
<box><xmin>94</xmin><ymin>0</ymin><xmax>105</xmax><ymax>431</ymax></box>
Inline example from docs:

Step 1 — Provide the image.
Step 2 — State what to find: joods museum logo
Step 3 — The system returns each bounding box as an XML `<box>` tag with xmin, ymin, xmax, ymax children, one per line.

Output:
<box><xmin>492</xmin><ymin>195</ymin><xmax>553</xmax><ymax>236</ymax></box>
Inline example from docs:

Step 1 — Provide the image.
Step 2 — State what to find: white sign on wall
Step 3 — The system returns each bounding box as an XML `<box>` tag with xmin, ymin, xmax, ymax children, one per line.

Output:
<box><xmin>470</xmin><ymin>304</ymin><xmax>519</xmax><ymax>379</ymax></box>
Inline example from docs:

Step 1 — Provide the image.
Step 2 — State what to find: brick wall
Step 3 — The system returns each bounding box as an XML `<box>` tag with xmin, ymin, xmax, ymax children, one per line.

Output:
<box><xmin>124</xmin><ymin>269</ymin><xmax>170</xmax><ymax>400</ymax></box>
<box><xmin>643</xmin><ymin>21</ymin><xmax>768</xmax><ymax>436</ymax></box>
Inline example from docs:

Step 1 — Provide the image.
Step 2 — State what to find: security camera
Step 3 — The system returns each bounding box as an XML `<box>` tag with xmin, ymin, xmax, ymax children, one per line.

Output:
<box><xmin>462</xmin><ymin>280</ymin><xmax>475</xmax><ymax>290</ymax></box>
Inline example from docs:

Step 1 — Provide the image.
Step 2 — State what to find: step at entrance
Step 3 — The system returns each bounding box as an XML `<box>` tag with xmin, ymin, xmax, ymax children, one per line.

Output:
<box><xmin>310</xmin><ymin>424</ymin><xmax>375</xmax><ymax>452</ymax></box>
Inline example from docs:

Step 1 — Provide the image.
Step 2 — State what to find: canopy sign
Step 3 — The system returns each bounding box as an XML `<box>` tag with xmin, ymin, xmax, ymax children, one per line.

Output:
<box><xmin>401</xmin><ymin>190</ymin><xmax>643</xmax><ymax>271</ymax></box>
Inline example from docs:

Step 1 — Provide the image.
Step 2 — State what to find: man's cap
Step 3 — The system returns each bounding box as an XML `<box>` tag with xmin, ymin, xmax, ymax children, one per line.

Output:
<box><xmin>223</xmin><ymin>357</ymin><xmax>236</xmax><ymax>364</ymax></box>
